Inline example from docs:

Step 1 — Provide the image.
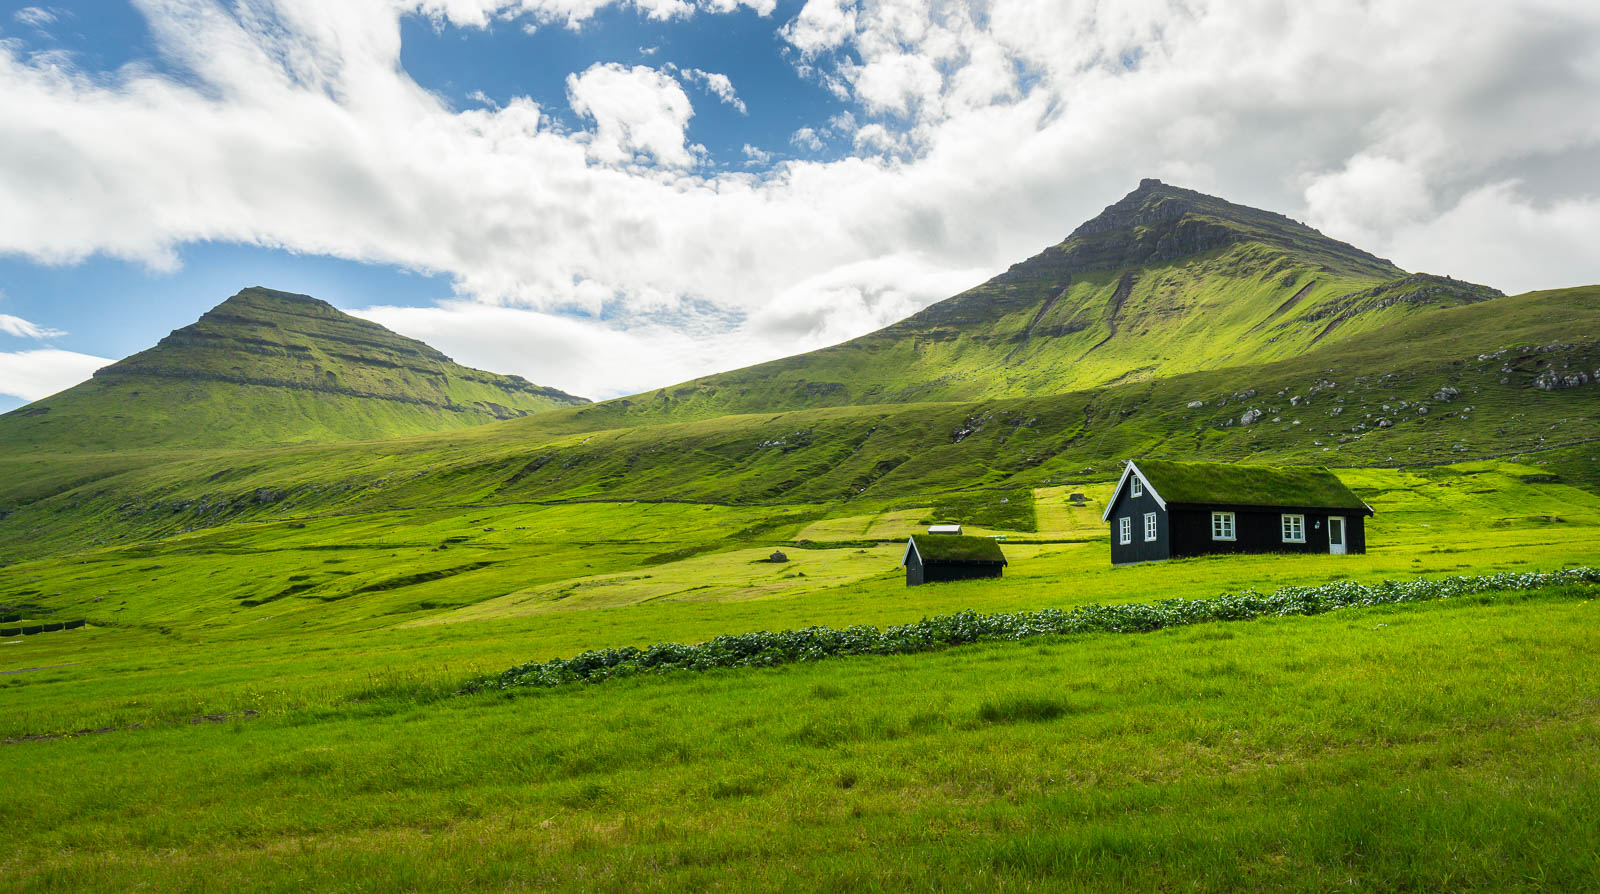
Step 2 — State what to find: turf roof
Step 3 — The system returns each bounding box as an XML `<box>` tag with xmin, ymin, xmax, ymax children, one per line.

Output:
<box><xmin>909</xmin><ymin>534</ymin><xmax>1008</xmax><ymax>564</ymax></box>
<box><xmin>1133</xmin><ymin>459</ymin><xmax>1370</xmax><ymax>512</ymax></box>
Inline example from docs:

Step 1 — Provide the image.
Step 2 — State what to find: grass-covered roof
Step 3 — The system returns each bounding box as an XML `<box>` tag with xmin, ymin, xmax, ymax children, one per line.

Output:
<box><xmin>910</xmin><ymin>534</ymin><xmax>1008</xmax><ymax>564</ymax></box>
<box><xmin>1134</xmin><ymin>459</ymin><xmax>1370</xmax><ymax>512</ymax></box>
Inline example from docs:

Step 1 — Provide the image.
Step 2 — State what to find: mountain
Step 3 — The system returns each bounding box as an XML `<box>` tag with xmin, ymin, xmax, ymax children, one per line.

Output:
<box><xmin>0</xmin><ymin>287</ymin><xmax>587</xmax><ymax>452</ymax></box>
<box><xmin>565</xmin><ymin>179</ymin><xmax>1503</xmax><ymax>426</ymax></box>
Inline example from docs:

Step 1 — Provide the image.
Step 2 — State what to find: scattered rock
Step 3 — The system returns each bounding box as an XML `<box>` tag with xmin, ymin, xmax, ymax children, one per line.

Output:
<box><xmin>1376</xmin><ymin>418</ymin><xmax>1393</xmax><ymax>429</ymax></box>
<box><xmin>1186</xmin><ymin>400</ymin><xmax>1205</xmax><ymax>409</ymax></box>
<box><xmin>767</xmin><ymin>551</ymin><xmax>789</xmax><ymax>563</ymax></box>
<box><xmin>1433</xmin><ymin>386</ymin><xmax>1460</xmax><ymax>402</ymax></box>
<box><xmin>1240</xmin><ymin>408</ymin><xmax>1263</xmax><ymax>425</ymax></box>
<box><xmin>1533</xmin><ymin>369</ymin><xmax>1593</xmax><ymax>391</ymax></box>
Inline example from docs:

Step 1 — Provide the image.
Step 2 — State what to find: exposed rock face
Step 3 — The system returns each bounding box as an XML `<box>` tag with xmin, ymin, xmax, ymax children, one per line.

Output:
<box><xmin>1533</xmin><ymin>369</ymin><xmax>1594</xmax><ymax>391</ymax></box>
<box><xmin>1297</xmin><ymin>274</ymin><xmax>1504</xmax><ymax>327</ymax></box>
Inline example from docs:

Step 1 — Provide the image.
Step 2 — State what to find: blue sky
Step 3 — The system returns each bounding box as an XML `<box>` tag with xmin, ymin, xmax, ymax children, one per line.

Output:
<box><xmin>2</xmin><ymin>0</ymin><xmax>1600</xmax><ymax>411</ymax></box>
<box><xmin>0</xmin><ymin>0</ymin><xmax>859</xmax><ymax>410</ymax></box>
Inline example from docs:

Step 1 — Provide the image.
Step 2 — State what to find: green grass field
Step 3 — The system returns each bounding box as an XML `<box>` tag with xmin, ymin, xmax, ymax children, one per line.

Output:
<box><xmin>4</xmin><ymin>458</ymin><xmax>1600</xmax><ymax>889</ymax></box>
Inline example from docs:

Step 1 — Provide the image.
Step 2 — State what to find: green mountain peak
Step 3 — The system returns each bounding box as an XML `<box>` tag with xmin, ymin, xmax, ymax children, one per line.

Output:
<box><xmin>0</xmin><ymin>286</ymin><xmax>588</xmax><ymax>452</ymax></box>
<box><xmin>565</xmin><ymin>180</ymin><xmax>1505</xmax><ymax>426</ymax></box>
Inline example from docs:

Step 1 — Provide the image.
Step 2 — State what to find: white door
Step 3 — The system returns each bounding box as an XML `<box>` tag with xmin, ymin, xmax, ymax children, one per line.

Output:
<box><xmin>1328</xmin><ymin>516</ymin><xmax>1346</xmax><ymax>555</ymax></box>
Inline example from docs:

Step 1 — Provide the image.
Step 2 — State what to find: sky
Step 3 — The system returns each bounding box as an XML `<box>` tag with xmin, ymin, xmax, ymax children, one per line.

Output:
<box><xmin>2</xmin><ymin>1</ymin><xmax>1600</xmax><ymax>412</ymax></box>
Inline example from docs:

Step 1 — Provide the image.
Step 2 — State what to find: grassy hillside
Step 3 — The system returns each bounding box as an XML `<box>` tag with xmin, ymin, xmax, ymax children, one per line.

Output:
<box><xmin>2</xmin><ymin>283</ymin><xmax>1593</xmax><ymax>563</ymax></box>
<box><xmin>2</xmin><ymin>462</ymin><xmax>1598</xmax><ymax>890</ymax></box>
<box><xmin>562</xmin><ymin>180</ymin><xmax>1504</xmax><ymax>426</ymax></box>
<box><xmin>0</xmin><ymin>287</ymin><xmax>588</xmax><ymax>452</ymax></box>
<box><xmin>2</xmin><ymin>184</ymin><xmax>1598</xmax><ymax>890</ymax></box>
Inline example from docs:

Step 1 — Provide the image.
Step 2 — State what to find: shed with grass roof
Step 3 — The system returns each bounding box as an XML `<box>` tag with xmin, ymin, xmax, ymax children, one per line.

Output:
<box><xmin>902</xmin><ymin>533</ymin><xmax>1007</xmax><ymax>586</ymax></box>
<box><xmin>1103</xmin><ymin>459</ymin><xmax>1373</xmax><ymax>565</ymax></box>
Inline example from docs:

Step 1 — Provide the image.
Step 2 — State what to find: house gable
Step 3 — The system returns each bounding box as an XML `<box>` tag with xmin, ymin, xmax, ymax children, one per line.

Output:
<box><xmin>1101</xmin><ymin>460</ymin><xmax>1166</xmax><ymax>521</ymax></box>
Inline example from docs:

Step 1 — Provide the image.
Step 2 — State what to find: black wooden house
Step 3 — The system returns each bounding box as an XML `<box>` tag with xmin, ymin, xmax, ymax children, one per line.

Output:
<box><xmin>1102</xmin><ymin>459</ymin><xmax>1373</xmax><ymax>565</ymax></box>
<box><xmin>902</xmin><ymin>533</ymin><xmax>1007</xmax><ymax>586</ymax></box>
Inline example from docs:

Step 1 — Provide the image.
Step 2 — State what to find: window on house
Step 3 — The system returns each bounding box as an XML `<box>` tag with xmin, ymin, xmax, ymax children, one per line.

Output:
<box><xmin>1144</xmin><ymin>512</ymin><xmax>1158</xmax><ymax>541</ymax></box>
<box><xmin>1211</xmin><ymin>511</ymin><xmax>1235</xmax><ymax>541</ymax></box>
<box><xmin>1119</xmin><ymin>517</ymin><xmax>1132</xmax><ymax>545</ymax></box>
<box><xmin>1282</xmin><ymin>513</ymin><xmax>1306</xmax><ymax>543</ymax></box>
<box><xmin>1130</xmin><ymin>476</ymin><xmax>1143</xmax><ymax>497</ymax></box>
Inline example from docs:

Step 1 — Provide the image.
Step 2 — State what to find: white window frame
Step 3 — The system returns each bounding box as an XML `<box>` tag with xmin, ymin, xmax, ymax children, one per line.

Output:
<box><xmin>1119</xmin><ymin>517</ymin><xmax>1132</xmax><ymax>545</ymax></box>
<box><xmin>1281</xmin><ymin>513</ymin><xmax>1306</xmax><ymax>543</ymax></box>
<box><xmin>1143</xmin><ymin>512</ymin><xmax>1158</xmax><ymax>542</ymax></box>
<box><xmin>1211</xmin><ymin>511</ymin><xmax>1236</xmax><ymax>541</ymax></box>
<box><xmin>1130</xmin><ymin>476</ymin><xmax>1143</xmax><ymax>497</ymax></box>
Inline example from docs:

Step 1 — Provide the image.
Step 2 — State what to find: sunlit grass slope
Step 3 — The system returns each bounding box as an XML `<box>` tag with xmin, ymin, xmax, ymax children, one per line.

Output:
<box><xmin>2</xmin><ymin>282</ymin><xmax>1594</xmax><ymax>562</ymax></box>
<box><xmin>0</xmin><ymin>287</ymin><xmax>587</xmax><ymax>453</ymax></box>
<box><xmin>561</xmin><ymin>180</ymin><xmax>1507</xmax><ymax>425</ymax></box>
<box><xmin>3</xmin><ymin>449</ymin><xmax>1599</xmax><ymax>890</ymax></box>
<box><xmin>4</xmin><ymin>460</ymin><xmax>1598</xmax><ymax>737</ymax></box>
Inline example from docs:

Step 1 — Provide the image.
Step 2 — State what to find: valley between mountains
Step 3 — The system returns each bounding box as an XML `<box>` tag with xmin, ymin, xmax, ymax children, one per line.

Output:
<box><xmin>2</xmin><ymin>181</ymin><xmax>1598</xmax><ymax>891</ymax></box>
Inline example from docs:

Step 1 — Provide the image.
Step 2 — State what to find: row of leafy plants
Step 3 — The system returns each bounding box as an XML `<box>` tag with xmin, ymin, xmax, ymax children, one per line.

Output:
<box><xmin>474</xmin><ymin>568</ymin><xmax>1599</xmax><ymax>691</ymax></box>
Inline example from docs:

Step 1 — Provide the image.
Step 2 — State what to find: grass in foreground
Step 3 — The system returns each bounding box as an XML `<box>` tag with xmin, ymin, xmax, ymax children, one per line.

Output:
<box><xmin>3</xmin><ymin>588</ymin><xmax>1598</xmax><ymax>891</ymax></box>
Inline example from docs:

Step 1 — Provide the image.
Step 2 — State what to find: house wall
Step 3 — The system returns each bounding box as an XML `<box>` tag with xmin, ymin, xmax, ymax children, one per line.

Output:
<box><xmin>1168</xmin><ymin>506</ymin><xmax>1368</xmax><ymax>558</ymax></box>
<box><xmin>919</xmin><ymin>562</ymin><xmax>1004</xmax><ymax>584</ymax></box>
<box><xmin>906</xmin><ymin>550</ymin><xmax>925</xmax><ymax>586</ymax></box>
<box><xmin>1106</xmin><ymin>481</ymin><xmax>1170</xmax><ymax>565</ymax></box>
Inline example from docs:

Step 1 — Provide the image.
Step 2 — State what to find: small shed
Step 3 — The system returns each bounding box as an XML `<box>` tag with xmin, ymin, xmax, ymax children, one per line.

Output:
<box><xmin>902</xmin><ymin>534</ymin><xmax>1007</xmax><ymax>586</ymax></box>
<box><xmin>1102</xmin><ymin>459</ymin><xmax>1373</xmax><ymax>565</ymax></box>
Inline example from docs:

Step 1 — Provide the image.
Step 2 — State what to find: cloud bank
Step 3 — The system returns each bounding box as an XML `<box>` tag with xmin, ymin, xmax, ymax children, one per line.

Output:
<box><xmin>1</xmin><ymin>0</ymin><xmax>1598</xmax><ymax>399</ymax></box>
<box><xmin>0</xmin><ymin>349</ymin><xmax>111</xmax><ymax>402</ymax></box>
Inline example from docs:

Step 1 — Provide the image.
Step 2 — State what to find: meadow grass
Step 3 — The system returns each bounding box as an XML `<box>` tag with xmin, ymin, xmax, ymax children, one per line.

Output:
<box><xmin>3</xmin><ymin>461</ymin><xmax>1599</xmax><ymax>738</ymax></box>
<box><xmin>2</xmin><ymin>590</ymin><xmax>1597</xmax><ymax>891</ymax></box>
<box><xmin>2</xmin><ymin>460</ymin><xmax>1600</xmax><ymax>889</ymax></box>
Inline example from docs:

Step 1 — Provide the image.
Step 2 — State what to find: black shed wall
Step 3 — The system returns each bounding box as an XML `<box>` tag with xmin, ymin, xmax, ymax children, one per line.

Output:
<box><xmin>920</xmin><ymin>561</ymin><xmax>1004</xmax><ymax>584</ymax></box>
<box><xmin>906</xmin><ymin>550</ymin><xmax>925</xmax><ymax>586</ymax></box>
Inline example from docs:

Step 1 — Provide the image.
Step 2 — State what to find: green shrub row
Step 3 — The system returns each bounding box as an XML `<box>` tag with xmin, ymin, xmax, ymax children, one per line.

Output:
<box><xmin>477</xmin><ymin>568</ymin><xmax>1600</xmax><ymax>691</ymax></box>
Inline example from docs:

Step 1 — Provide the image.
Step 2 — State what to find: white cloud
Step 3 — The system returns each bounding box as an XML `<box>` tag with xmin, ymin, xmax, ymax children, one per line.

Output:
<box><xmin>741</xmin><ymin>143</ymin><xmax>772</xmax><ymax>166</ymax></box>
<box><xmin>780</xmin><ymin>0</ymin><xmax>856</xmax><ymax>57</ymax></box>
<box><xmin>1386</xmin><ymin>181</ymin><xmax>1600</xmax><ymax>294</ymax></box>
<box><xmin>351</xmin><ymin>302</ymin><xmax>770</xmax><ymax>400</ymax></box>
<box><xmin>1</xmin><ymin>0</ymin><xmax>1599</xmax><ymax>400</ymax></box>
<box><xmin>789</xmin><ymin>126</ymin><xmax>824</xmax><ymax>151</ymax></box>
<box><xmin>1303</xmin><ymin>154</ymin><xmax>1435</xmax><ymax>249</ymax></box>
<box><xmin>0</xmin><ymin>348</ymin><xmax>109</xmax><ymax>402</ymax></box>
<box><xmin>13</xmin><ymin>7</ymin><xmax>58</xmax><ymax>28</ymax></box>
<box><xmin>0</xmin><ymin>313</ymin><xmax>66</xmax><ymax>339</ymax></box>
<box><xmin>415</xmin><ymin>0</ymin><xmax>771</xmax><ymax>31</ymax></box>
<box><xmin>566</xmin><ymin>62</ymin><xmax>697</xmax><ymax>168</ymax></box>
<box><xmin>676</xmin><ymin>67</ymin><xmax>746</xmax><ymax>114</ymax></box>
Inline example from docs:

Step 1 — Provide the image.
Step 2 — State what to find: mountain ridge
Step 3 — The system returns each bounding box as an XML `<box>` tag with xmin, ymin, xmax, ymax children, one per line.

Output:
<box><xmin>0</xmin><ymin>287</ymin><xmax>588</xmax><ymax>452</ymax></box>
<box><xmin>557</xmin><ymin>179</ymin><xmax>1505</xmax><ymax>428</ymax></box>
